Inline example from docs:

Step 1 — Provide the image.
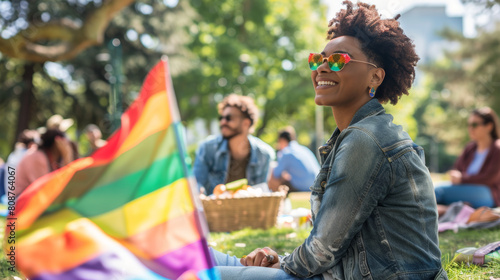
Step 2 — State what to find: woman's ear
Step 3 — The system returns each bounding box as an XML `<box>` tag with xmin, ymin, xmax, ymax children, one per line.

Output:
<box><xmin>486</xmin><ymin>122</ymin><xmax>494</xmax><ymax>134</ymax></box>
<box><xmin>370</xmin><ymin>68</ymin><xmax>385</xmax><ymax>88</ymax></box>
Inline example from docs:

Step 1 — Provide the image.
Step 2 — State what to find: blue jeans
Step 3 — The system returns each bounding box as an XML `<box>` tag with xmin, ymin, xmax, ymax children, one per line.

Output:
<box><xmin>434</xmin><ymin>182</ymin><xmax>495</xmax><ymax>208</ymax></box>
<box><xmin>210</xmin><ymin>248</ymin><xmax>323</xmax><ymax>280</ymax></box>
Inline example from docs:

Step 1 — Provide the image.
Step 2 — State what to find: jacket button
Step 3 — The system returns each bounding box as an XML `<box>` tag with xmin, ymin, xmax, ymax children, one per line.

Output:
<box><xmin>321</xmin><ymin>181</ymin><xmax>326</xmax><ymax>187</ymax></box>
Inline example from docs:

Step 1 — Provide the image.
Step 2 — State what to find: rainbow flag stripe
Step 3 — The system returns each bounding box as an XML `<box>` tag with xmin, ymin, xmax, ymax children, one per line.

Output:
<box><xmin>11</xmin><ymin>60</ymin><xmax>219</xmax><ymax>280</ymax></box>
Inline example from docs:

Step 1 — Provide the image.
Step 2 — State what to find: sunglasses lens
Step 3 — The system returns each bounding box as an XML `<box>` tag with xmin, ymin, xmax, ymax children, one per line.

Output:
<box><xmin>308</xmin><ymin>53</ymin><xmax>323</xmax><ymax>70</ymax></box>
<box><xmin>309</xmin><ymin>53</ymin><xmax>352</xmax><ymax>71</ymax></box>
<box><xmin>328</xmin><ymin>54</ymin><xmax>348</xmax><ymax>71</ymax></box>
<box><xmin>219</xmin><ymin>115</ymin><xmax>231</xmax><ymax>122</ymax></box>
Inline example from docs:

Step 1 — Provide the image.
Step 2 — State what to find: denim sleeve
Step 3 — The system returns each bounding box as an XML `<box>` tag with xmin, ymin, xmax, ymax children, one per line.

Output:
<box><xmin>260</xmin><ymin>151</ymin><xmax>273</xmax><ymax>183</ymax></box>
<box><xmin>193</xmin><ymin>143</ymin><xmax>209</xmax><ymax>191</ymax></box>
<box><xmin>281</xmin><ymin>129</ymin><xmax>391</xmax><ymax>277</ymax></box>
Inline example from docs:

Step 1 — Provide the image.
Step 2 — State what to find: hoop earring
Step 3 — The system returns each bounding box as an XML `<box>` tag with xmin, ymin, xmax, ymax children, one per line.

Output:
<box><xmin>369</xmin><ymin>87</ymin><xmax>376</xmax><ymax>98</ymax></box>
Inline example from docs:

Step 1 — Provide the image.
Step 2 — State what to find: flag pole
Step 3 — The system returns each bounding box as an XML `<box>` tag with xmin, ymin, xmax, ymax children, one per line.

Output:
<box><xmin>161</xmin><ymin>56</ymin><xmax>217</xmax><ymax>272</ymax></box>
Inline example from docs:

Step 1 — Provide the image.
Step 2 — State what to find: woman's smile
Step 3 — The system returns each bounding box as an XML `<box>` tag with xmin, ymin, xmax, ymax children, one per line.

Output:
<box><xmin>316</xmin><ymin>80</ymin><xmax>338</xmax><ymax>88</ymax></box>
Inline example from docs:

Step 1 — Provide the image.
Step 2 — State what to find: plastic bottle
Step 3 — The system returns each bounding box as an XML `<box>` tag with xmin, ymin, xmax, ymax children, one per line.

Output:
<box><xmin>454</xmin><ymin>247</ymin><xmax>476</xmax><ymax>264</ymax></box>
<box><xmin>455</xmin><ymin>246</ymin><xmax>500</xmax><ymax>265</ymax></box>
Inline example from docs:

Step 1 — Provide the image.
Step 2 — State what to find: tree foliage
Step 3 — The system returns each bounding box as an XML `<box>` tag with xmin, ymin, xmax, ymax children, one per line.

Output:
<box><xmin>174</xmin><ymin>0</ymin><xmax>326</xmax><ymax>144</ymax></box>
<box><xmin>412</xmin><ymin>0</ymin><xmax>500</xmax><ymax>171</ymax></box>
<box><xmin>421</xmin><ymin>23</ymin><xmax>500</xmax><ymax>155</ymax></box>
<box><xmin>0</xmin><ymin>0</ymin><xmax>195</xmax><ymax>157</ymax></box>
<box><xmin>0</xmin><ymin>0</ymin><xmax>326</xmax><ymax>159</ymax></box>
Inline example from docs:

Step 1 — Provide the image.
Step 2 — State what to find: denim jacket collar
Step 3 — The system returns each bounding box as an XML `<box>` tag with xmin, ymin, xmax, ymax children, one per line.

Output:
<box><xmin>214</xmin><ymin>135</ymin><xmax>260</xmax><ymax>166</ymax></box>
<box><xmin>349</xmin><ymin>98</ymin><xmax>385</xmax><ymax>127</ymax></box>
<box><xmin>318</xmin><ymin>99</ymin><xmax>384</xmax><ymax>163</ymax></box>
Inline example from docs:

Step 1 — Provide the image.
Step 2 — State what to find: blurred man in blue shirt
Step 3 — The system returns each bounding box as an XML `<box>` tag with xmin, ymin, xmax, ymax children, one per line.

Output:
<box><xmin>268</xmin><ymin>127</ymin><xmax>320</xmax><ymax>192</ymax></box>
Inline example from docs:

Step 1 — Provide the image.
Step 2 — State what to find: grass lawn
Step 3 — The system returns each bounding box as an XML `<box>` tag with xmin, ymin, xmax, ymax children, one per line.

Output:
<box><xmin>209</xmin><ymin>226</ymin><xmax>500</xmax><ymax>280</ymax></box>
<box><xmin>1</xmin><ymin>190</ymin><xmax>499</xmax><ymax>279</ymax></box>
<box><xmin>208</xmin><ymin>191</ymin><xmax>500</xmax><ymax>279</ymax></box>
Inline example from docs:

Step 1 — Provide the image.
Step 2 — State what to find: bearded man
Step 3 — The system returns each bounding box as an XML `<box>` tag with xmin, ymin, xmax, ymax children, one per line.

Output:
<box><xmin>193</xmin><ymin>94</ymin><xmax>275</xmax><ymax>195</ymax></box>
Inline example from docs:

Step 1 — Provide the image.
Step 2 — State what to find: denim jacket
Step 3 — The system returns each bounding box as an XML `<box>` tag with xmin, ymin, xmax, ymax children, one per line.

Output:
<box><xmin>193</xmin><ymin>134</ymin><xmax>275</xmax><ymax>195</ymax></box>
<box><xmin>280</xmin><ymin>99</ymin><xmax>447</xmax><ymax>280</ymax></box>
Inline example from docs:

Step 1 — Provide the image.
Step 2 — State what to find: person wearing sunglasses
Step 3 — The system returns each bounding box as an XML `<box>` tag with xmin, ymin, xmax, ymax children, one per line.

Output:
<box><xmin>435</xmin><ymin>107</ymin><xmax>500</xmax><ymax>214</ymax></box>
<box><xmin>209</xmin><ymin>1</ymin><xmax>446</xmax><ymax>279</ymax></box>
<box><xmin>193</xmin><ymin>94</ymin><xmax>275</xmax><ymax>195</ymax></box>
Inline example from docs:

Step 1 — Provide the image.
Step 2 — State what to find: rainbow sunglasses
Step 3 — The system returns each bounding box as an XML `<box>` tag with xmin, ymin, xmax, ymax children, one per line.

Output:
<box><xmin>308</xmin><ymin>53</ymin><xmax>378</xmax><ymax>71</ymax></box>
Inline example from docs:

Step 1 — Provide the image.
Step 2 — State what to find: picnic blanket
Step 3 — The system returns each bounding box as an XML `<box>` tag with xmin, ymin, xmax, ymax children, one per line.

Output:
<box><xmin>438</xmin><ymin>201</ymin><xmax>500</xmax><ymax>232</ymax></box>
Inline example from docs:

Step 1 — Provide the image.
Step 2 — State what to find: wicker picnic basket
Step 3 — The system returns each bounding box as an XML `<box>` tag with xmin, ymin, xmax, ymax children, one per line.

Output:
<box><xmin>201</xmin><ymin>190</ymin><xmax>287</xmax><ymax>232</ymax></box>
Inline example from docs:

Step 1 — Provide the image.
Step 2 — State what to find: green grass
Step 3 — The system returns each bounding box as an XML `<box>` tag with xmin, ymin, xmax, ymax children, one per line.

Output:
<box><xmin>209</xmin><ymin>226</ymin><xmax>500</xmax><ymax>280</ymax></box>
<box><xmin>208</xmin><ymin>227</ymin><xmax>311</xmax><ymax>257</ymax></box>
<box><xmin>208</xmin><ymin>191</ymin><xmax>500</xmax><ymax>279</ymax></box>
<box><xmin>439</xmin><ymin>228</ymin><xmax>500</xmax><ymax>279</ymax></box>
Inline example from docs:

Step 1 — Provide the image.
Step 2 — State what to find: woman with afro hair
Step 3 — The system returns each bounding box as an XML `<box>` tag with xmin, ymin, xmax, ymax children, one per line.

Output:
<box><xmin>209</xmin><ymin>1</ymin><xmax>447</xmax><ymax>279</ymax></box>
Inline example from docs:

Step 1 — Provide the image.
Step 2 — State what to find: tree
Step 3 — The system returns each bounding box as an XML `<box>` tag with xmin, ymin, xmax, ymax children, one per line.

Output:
<box><xmin>173</xmin><ymin>0</ymin><xmax>326</xmax><ymax>145</ymax></box>
<box><xmin>0</xmin><ymin>0</ymin><xmax>130</xmax><ymax>156</ymax></box>
<box><xmin>422</xmin><ymin>27</ymin><xmax>500</xmax><ymax>143</ymax></box>
<box><xmin>0</xmin><ymin>0</ymin><xmax>195</xmax><ymax>157</ymax></box>
<box><xmin>413</xmin><ymin>0</ymin><xmax>500</xmax><ymax>170</ymax></box>
<box><xmin>0</xmin><ymin>0</ymin><xmax>134</xmax><ymax>62</ymax></box>
<box><xmin>0</xmin><ymin>0</ymin><xmax>327</xmax><ymax>159</ymax></box>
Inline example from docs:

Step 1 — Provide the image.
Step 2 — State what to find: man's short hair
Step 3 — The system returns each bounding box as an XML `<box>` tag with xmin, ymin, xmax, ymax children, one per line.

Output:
<box><xmin>278</xmin><ymin>126</ymin><xmax>296</xmax><ymax>142</ymax></box>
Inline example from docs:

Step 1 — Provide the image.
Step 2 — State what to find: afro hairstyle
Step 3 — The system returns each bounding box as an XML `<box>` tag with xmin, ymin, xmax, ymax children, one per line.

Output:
<box><xmin>327</xmin><ymin>1</ymin><xmax>419</xmax><ymax>105</ymax></box>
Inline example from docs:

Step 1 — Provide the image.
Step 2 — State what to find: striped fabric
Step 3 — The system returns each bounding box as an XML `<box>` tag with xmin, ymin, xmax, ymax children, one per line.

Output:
<box><xmin>12</xmin><ymin>60</ymin><xmax>219</xmax><ymax>280</ymax></box>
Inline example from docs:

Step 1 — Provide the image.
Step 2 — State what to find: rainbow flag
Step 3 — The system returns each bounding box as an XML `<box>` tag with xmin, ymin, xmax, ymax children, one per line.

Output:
<box><xmin>9</xmin><ymin>59</ymin><xmax>220</xmax><ymax>280</ymax></box>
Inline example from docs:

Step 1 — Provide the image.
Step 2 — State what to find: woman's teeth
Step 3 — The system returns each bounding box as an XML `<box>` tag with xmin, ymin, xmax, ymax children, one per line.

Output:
<box><xmin>317</xmin><ymin>81</ymin><xmax>337</xmax><ymax>86</ymax></box>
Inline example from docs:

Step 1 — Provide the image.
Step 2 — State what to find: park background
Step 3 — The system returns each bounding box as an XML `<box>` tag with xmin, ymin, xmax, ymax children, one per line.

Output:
<box><xmin>1</xmin><ymin>1</ymin><xmax>500</xmax><ymax>279</ymax></box>
<box><xmin>0</xmin><ymin>0</ymin><xmax>499</xmax><ymax>173</ymax></box>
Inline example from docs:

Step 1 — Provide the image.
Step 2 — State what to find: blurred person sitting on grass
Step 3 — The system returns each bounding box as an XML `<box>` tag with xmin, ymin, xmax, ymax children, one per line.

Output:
<box><xmin>268</xmin><ymin>126</ymin><xmax>320</xmax><ymax>192</ymax></box>
<box><xmin>15</xmin><ymin>129</ymin><xmax>76</xmax><ymax>197</ymax></box>
<box><xmin>435</xmin><ymin>107</ymin><xmax>500</xmax><ymax>215</ymax></box>
<box><xmin>207</xmin><ymin>1</ymin><xmax>446</xmax><ymax>279</ymax></box>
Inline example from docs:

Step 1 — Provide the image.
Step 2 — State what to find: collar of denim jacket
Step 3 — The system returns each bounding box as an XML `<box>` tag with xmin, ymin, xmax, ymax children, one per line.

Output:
<box><xmin>319</xmin><ymin>99</ymin><xmax>385</xmax><ymax>154</ymax></box>
<box><xmin>247</xmin><ymin>135</ymin><xmax>261</xmax><ymax>166</ymax></box>
<box><xmin>215</xmin><ymin>135</ymin><xmax>229</xmax><ymax>159</ymax></box>
<box><xmin>349</xmin><ymin>98</ymin><xmax>385</xmax><ymax>127</ymax></box>
<box><xmin>215</xmin><ymin>134</ymin><xmax>260</xmax><ymax>165</ymax></box>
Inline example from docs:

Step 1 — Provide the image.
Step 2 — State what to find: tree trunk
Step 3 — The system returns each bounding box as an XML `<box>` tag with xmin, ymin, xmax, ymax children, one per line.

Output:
<box><xmin>256</xmin><ymin>100</ymin><xmax>271</xmax><ymax>137</ymax></box>
<box><xmin>0</xmin><ymin>0</ymin><xmax>135</xmax><ymax>63</ymax></box>
<box><xmin>14</xmin><ymin>63</ymin><xmax>36</xmax><ymax>146</ymax></box>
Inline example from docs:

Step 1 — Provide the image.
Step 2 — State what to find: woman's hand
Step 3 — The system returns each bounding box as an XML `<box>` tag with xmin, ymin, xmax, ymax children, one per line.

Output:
<box><xmin>449</xmin><ymin>170</ymin><xmax>462</xmax><ymax>185</ymax></box>
<box><xmin>240</xmin><ymin>247</ymin><xmax>280</xmax><ymax>268</ymax></box>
